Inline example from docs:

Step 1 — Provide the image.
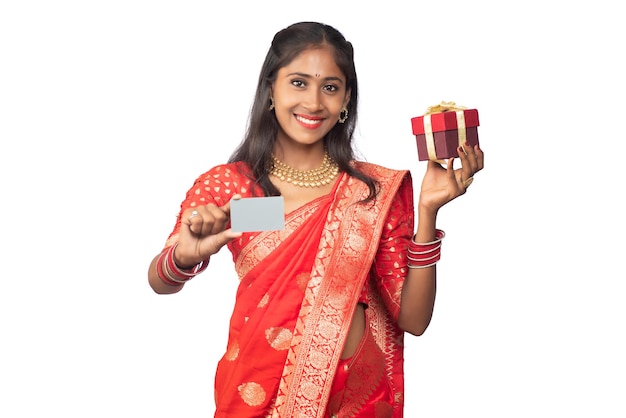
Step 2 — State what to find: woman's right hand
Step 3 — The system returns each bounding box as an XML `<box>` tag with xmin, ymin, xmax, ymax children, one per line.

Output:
<box><xmin>174</xmin><ymin>195</ymin><xmax>243</xmax><ymax>268</ymax></box>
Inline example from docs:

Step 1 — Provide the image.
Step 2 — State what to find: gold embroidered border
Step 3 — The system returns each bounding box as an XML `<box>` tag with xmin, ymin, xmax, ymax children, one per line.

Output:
<box><xmin>235</xmin><ymin>196</ymin><xmax>327</xmax><ymax>280</ymax></box>
<box><xmin>272</xmin><ymin>163</ymin><xmax>408</xmax><ymax>417</ymax></box>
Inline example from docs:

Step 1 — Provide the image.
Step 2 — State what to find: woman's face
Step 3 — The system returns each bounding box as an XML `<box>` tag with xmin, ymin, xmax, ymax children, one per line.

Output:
<box><xmin>271</xmin><ymin>46</ymin><xmax>350</xmax><ymax>149</ymax></box>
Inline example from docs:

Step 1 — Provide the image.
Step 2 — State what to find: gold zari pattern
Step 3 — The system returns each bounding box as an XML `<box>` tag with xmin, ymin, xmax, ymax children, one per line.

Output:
<box><xmin>166</xmin><ymin>162</ymin><xmax>412</xmax><ymax>417</ymax></box>
<box><xmin>238</xmin><ymin>382</ymin><xmax>266</xmax><ymax>406</ymax></box>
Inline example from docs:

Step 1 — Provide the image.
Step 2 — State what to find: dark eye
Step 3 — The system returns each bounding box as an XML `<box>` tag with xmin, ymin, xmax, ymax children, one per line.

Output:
<box><xmin>291</xmin><ymin>79</ymin><xmax>305</xmax><ymax>88</ymax></box>
<box><xmin>323</xmin><ymin>84</ymin><xmax>338</xmax><ymax>93</ymax></box>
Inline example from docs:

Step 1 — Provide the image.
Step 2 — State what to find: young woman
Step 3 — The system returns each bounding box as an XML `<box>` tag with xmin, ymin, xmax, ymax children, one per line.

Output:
<box><xmin>147</xmin><ymin>21</ymin><xmax>483</xmax><ymax>418</ymax></box>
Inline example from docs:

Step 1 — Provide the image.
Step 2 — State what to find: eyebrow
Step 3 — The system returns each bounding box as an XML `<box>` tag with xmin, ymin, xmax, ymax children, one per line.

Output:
<box><xmin>286</xmin><ymin>72</ymin><xmax>345</xmax><ymax>84</ymax></box>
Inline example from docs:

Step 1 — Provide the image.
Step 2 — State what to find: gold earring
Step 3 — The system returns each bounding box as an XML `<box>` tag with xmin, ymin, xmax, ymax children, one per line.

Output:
<box><xmin>338</xmin><ymin>107</ymin><xmax>348</xmax><ymax>123</ymax></box>
<box><xmin>269</xmin><ymin>97</ymin><xmax>275</xmax><ymax>111</ymax></box>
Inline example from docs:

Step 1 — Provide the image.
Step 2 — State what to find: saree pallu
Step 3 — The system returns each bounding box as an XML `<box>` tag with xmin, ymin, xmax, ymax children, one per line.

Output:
<box><xmin>164</xmin><ymin>162</ymin><xmax>413</xmax><ymax>418</ymax></box>
<box><xmin>214</xmin><ymin>186</ymin><xmax>335</xmax><ymax>416</ymax></box>
<box><xmin>268</xmin><ymin>165</ymin><xmax>412</xmax><ymax>418</ymax></box>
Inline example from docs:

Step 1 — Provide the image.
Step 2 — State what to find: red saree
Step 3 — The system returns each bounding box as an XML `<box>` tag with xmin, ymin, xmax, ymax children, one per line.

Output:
<box><xmin>165</xmin><ymin>161</ymin><xmax>415</xmax><ymax>417</ymax></box>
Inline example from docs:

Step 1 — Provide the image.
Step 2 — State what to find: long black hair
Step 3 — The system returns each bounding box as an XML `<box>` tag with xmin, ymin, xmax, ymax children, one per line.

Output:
<box><xmin>228</xmin><ymin>21</ymin><xmax>378</xmax><ymax>202</ymax></box>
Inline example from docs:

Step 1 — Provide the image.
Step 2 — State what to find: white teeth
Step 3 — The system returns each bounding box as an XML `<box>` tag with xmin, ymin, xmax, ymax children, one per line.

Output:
<box><xmin>296</xmin><ymin>115</ymin><xmax>321</xmax><ymax>125</ymax></box>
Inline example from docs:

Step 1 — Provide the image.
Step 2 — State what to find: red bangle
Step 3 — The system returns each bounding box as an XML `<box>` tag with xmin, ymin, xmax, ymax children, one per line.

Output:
<box><xmin>156</xmin><ymin>244</ymin><xmax>209</xmax><ymax>286</ymax></box>
<box><xmin>409</xmin><ymin>229</ymin><xmax>445</xmax><ymax>253</ymax></box>
<box><xmin>156</xmin><ymin>250</ymin><xmax>184</xmax><ymax>286</ymax></box>
<box><xmin>407</xmin><ymin>252</ymin><xmax>441</xmax><ymax>268</ymax></box>
<box><xmin>407</xmin><ymin>229</ymin><xmax>445</xmax><ymax>269</ymax></box>
<box><xmin>407</xmin><ymin>251</ymin><xmax>441</xmax><ymax>263</ymax></box>
<box><xmin>166</xmin><ymin>243</ymin><xmax>209</xmax><ymax>279</ymax></box>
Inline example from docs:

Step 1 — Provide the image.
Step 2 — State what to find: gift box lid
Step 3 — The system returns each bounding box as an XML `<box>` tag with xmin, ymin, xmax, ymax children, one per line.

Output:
<box><xmin>411</xmin><ymin>108</ymin><xmax>479</xmax><ymax>135</ymax></box>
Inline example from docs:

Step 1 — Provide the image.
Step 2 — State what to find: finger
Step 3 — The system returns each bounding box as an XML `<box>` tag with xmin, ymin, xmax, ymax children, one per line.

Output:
<box><xmin>446</xmin><ymin>157</ymin><xmax>458</xmax><ymax>184</ymax></box>
<box><xmin>466</xmin><ymin>142</ymin><xmax>481</xmax><ymax>173</ymax></box>
<box><xmin>460</xmin><ymin>143</ymin><xmax>479</xmax><ymax>173</ymax></box>
<box><xmin>448</xmin><ymin>157</ymin><xmax>470</xmax><ymax>192</ymax></box>
<box><xmin>206</xmin><ymin>195</ymin><xmax>242</xmax><ymax>236</ymax></box>
<box><xmin>221</xmin><ymin>194</ymin><xmax>242</xmax><ymax>216</ymax></box>
<box><xmin>211</xmin><ymin>228</ymin><xmax>243</xmax><ymax>250</ymax></box>
<box><xmin>182</xmin><ymin>207</ymin><xmax>201</xmax><ymax>227</ymax></box>
<box><xmin>181</xmin><ymin>205</ymin><xmax>224</xmax><ymax>236</ymax></box>
<box><xmin>184</xmin><ymin>206</ymin><xmax>210</xmax><ymax>235</ymax></box>
<box><xmin>457</xmin><ymin>145</ymin><xmax>476</xmax><ymax>181</ymax></box>
<box><xmin>474</xmin><ymin>145</ymin><xmax>485</xmax><ymax>172</ymax></box>
<box><xmin>201</xmin><ymin>204</ymin><xmax>230</xmax><ymax>236</ymax></box>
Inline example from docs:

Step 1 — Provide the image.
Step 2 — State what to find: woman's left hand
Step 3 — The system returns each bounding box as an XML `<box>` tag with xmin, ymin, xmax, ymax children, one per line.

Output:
<box><xmin>418</xmin><ymin>142</ymin><xmax>484</xmax><ymax>212</ymax></box>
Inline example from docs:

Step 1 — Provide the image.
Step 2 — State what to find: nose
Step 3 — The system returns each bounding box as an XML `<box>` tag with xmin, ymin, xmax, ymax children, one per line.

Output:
<box><xmin>304</xmin><ymin>90</ymin><xmax>324</xmax><ymax>111</ymax></box>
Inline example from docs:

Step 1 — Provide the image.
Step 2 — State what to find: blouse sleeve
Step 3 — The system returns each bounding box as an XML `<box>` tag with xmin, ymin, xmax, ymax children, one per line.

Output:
<box><xmin>163</xmin><ymin>163</ymin><xmax>255</xmax><ymax>249</ymax></box>
<box><xmin>370</xmin><ymin>173</ymin><xmax>415</xmax><ymax>321</ymax></box>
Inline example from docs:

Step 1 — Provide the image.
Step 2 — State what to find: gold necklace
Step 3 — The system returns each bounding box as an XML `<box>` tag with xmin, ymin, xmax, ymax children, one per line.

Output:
<box><xmin>270</xmin><ymin>152</ymin><xmax>339</xmax><ymax>188</ymax></box>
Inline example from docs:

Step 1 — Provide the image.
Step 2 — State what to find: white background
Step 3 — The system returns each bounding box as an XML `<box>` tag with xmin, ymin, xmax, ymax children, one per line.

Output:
<box><xmin>2</xmin><ymin>1</ymin><xmax>625</xmax><ymax>417</ymax></box>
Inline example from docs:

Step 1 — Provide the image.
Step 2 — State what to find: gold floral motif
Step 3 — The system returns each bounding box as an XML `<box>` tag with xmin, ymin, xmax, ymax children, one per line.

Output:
<box><xmin>327</xmin><ymin>292</ymin><xmax>349</xmax><ymax>309</ymax></box>
<box><xmin>265</xmin><ymin>327</ymin><xmax>293</xmax><ymax>351</ymax></box>
<box><xmin>299</xmin><ymin>381</ymin><xmax>320</xmax><ymax>401</ymax></box>
<box><xmin>225</xmin><ymin>340</ymin><xmax>240</xmax><ymax>361</ymax></box>
<box><xmin>238</xmin><ymin>382</ymin><xmax>266</xmax><ymax>406</ymax></box>
<box><xmin>258</xmin><ymin>293</ymin><xmax>270</xmax><ymax>308</ymax></box>
<box><xmin>309</xmin><ymin>350</ymin><xmax>330</xmax><ymax>369</ymax></box>
<box><xmin>295</xmin><ymin>272</ymin><xmax>310</xmax><ymax>293</ymax></box>
<box><xmin>317</xmin><ymin>320</ymin><xmax>339</xmax><ymax>339</ymax></box>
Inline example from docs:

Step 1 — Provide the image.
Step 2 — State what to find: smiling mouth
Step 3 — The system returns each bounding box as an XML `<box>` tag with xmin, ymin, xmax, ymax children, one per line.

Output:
<box><xmin>295</xmin><ymin>115</ymin><xmax>324</xmax><ymax>127</ymax></box>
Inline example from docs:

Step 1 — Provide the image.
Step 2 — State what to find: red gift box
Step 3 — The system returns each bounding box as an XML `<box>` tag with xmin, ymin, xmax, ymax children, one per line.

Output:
<box><xmin>410</xmin><ymin>104</ymin><xmax>480</xmax><ymax>161</ymax></box>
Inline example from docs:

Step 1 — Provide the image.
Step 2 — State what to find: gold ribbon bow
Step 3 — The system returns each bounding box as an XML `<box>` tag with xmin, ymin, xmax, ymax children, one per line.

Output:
<box><xmin>424</xmin><ymin>101</ymin><xmax>467</xmax><ymax>115</ymax></box>
<box><xmin>422</xmin><ymin>101</ymin><xmax>468</xmax><ymax>161</ymax></box>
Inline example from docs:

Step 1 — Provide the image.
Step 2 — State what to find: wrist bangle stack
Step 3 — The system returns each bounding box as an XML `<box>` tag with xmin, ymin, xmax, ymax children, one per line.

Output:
<box><xmin>156</xmin><ymin>243</ymin><xmax>209</xmax><ymax>286</ymax></box>
<box><xmin>407</xmin><ymin>229</ymin><xmax>445</xmax><ymax>269</ymax></box>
